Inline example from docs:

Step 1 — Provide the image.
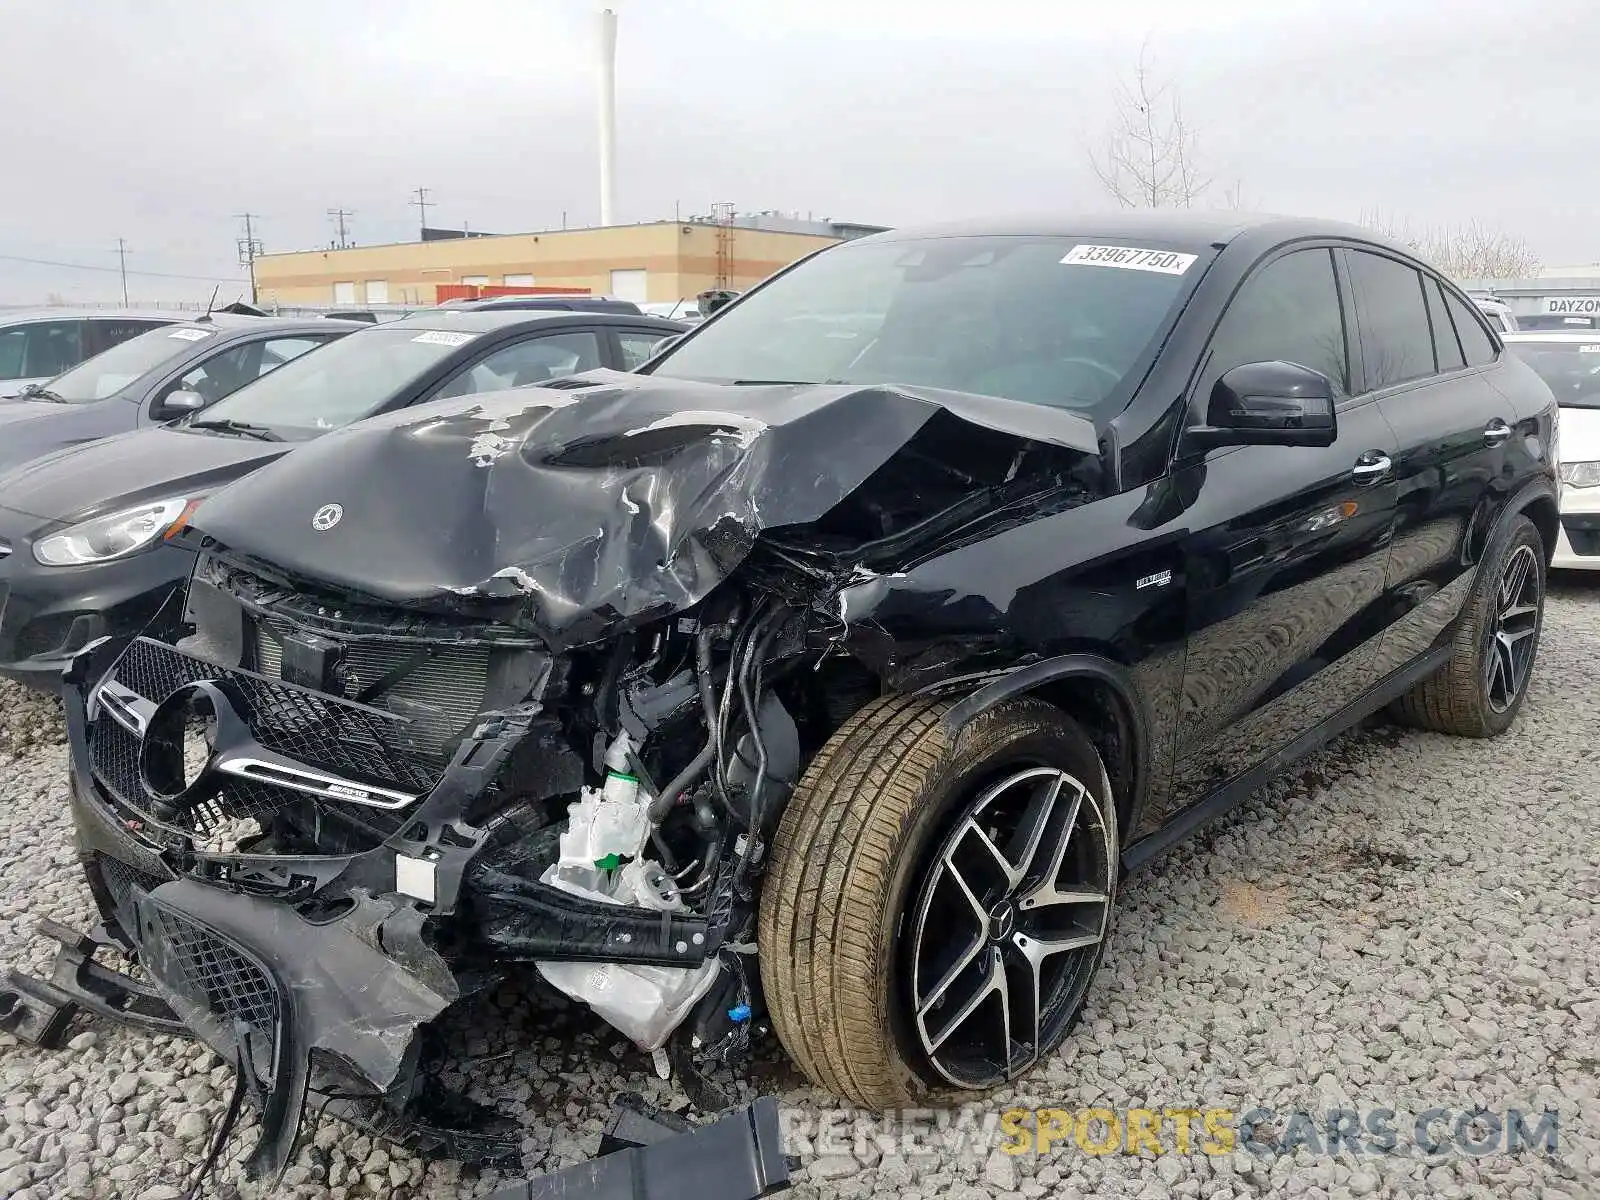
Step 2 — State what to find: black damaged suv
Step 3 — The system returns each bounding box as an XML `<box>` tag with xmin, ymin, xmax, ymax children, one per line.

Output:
<box><xmin>30</xmin><ymin>213</ymin><xmax>1558</xmax><ymax>1179</ymax></box>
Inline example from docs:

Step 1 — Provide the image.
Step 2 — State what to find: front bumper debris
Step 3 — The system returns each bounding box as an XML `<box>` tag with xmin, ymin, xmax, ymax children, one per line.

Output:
<box><xmin>485</xmin><ymin>1095</ymin><xmax>790</xmax><ymax>1200</ymax></box>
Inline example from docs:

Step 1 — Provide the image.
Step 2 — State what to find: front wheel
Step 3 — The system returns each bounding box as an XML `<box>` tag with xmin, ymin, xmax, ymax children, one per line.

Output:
<box><xmin>757</xmin><ymin>694</ymin><xmax>1118</xmax><ymax>1109</ymax></box>
<box><xmin>1389</xmin><ymin>514</ymin><xmax>1546</xmax><ymax>737</ymax></box>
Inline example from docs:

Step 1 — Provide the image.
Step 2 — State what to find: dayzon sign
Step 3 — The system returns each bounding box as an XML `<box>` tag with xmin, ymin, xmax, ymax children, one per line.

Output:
<box><xmin>1544</xmin><ymin>296</ymin><xmax>1600</xmax><ymax>315</ymax></box>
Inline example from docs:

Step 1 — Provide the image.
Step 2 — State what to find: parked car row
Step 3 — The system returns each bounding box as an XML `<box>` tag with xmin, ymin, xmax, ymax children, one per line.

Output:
<box><xmin>0</xmin><ymin>213</ymin><xmax>1568</xmax><ymax>1187</ymax></box>
<box><xmin>0</xmin><ymin>308</ymin><xmax>685</xmax><ymax>685</ymax></box>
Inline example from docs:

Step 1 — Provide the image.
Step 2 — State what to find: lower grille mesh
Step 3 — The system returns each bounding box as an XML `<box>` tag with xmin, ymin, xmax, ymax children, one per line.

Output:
<box><xmin>141</xmin><ymin>901</ymin><xmax>279</xmax><ymax>1082</ymax></box>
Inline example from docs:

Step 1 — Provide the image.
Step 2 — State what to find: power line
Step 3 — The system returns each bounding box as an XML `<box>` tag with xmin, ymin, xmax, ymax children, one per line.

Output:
<box><xmin>410</xmin><ymin>187</ymin><xmax>433</xmax><ymax>237</ymax></box>
<box><xmin>235</xmin><ymin>213</ymin><xmax>264</xmax><ymax>304</ymax></box>
<box><xmin>114</xmin><ymin>238</ymin><xmax>130</xmax><ymax>305</ymax></box>
<box><xmin>327</xmin><ymin>207</ymin><xmax>354</xmax><ymax>250</ymax></box>
<box><xmin>0</xmin><ymin>251</ymin><xmax>247</xmax><ymax>284</ymax></box>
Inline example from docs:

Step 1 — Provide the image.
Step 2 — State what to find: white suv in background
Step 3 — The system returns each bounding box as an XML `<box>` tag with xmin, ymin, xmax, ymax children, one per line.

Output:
<box><xmin>0</xmin><ymin>310</ymin><xmax>185</xmax><ymax>398</ymax></box>
<box><xmin>1504</xmin><ymin>330</ymin><xmax>1600</xmax><ymax>568</ymax></box>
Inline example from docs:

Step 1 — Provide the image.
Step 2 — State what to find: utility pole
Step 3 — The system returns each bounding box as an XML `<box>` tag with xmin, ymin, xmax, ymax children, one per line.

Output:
<box><xmin>114</xmin><ymin>238</ymin><xmax>129</xmax><ymax>305</ymax></box>
<box><xmin>410</xmin><ymin>187</ymin><xmax>433</xmax><ymax>238</ymax></box>
<box><xmin>326</xmin><ymin>207</ymin><xmax>354</xmax><ymax>250</ymax></box>
<box><xmin>235</xmin><ymin>213</ymin><xmax>264</xmax><ymax>305</ymax></box>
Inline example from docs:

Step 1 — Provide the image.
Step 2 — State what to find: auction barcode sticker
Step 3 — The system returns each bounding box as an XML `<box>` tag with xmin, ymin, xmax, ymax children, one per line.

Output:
<box><xmin>411</xmin><ymin>330</ymin><xmax>479</xmax><ymax>347</ymax></box>
<box><xmin>1061</xmin><ymin>244</ymin><xmax>1198</xmax><ymax>275</ymax></box>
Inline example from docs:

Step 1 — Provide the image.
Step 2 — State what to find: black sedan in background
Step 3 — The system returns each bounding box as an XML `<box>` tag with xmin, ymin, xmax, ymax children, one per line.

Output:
<box><xmin>0</xmin><ymin>309</ymin><xmax>684</xmax><ymax>687</ymax></box>
<box><xmin>0</xmin><ymin>315</ymin><xmax>361</xmax><ymax>475</ymax></box>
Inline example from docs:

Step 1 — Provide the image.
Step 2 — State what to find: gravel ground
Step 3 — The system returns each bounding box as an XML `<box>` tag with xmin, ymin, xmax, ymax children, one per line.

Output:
<box><xmin>1</xmin><ymin>584</ymin><xmax>1597</xmax><ymax>1200</ymax></box>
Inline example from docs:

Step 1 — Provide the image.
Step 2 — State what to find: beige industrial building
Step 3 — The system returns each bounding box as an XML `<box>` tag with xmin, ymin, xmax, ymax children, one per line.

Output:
<box><xmin>252</xmin><ymin>215</ymin><xmax>885</xmax><ymax>308</ymax></box>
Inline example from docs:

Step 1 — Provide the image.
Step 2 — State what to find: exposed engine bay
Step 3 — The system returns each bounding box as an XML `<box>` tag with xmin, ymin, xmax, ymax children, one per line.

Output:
<box><xmin>51</xmin><ymin>373</ymin><xmax>1104</xmax><ymax>1180</ymax></box>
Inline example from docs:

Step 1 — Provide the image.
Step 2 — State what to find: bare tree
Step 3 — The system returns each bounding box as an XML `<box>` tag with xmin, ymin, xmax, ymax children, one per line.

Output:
<box><xmin>1090</xmin><ymin>39</ymin><xmax>1212</xmax><ymax>208</ymax></box>
<box><xmin>1360</xmin><ymin>209</ymin><xmax>1541</xmax><ymax>279</ymax></box>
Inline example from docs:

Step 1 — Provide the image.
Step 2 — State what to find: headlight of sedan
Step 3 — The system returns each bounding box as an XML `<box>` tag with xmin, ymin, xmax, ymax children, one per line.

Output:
<box><xmin>33</xmin><ymin>496</ymin><xmax>205</xmax><ymax>566</ymax></box>
<box><xmin>1559</xmin><ymin>461</ymin><xmax>1600</xmax><ymax>489</ymax></box>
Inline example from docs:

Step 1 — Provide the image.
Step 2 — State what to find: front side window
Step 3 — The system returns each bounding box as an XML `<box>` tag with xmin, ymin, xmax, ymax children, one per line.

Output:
<box><xmin>167</xmin><ymin>336</ymin><xmax>332</xmax><ymax>405</ymax></box>
<box><xmin>43</xmin><ymin>324</ymin><xmax>214</xmax><ymax>401</ymax></box>
<box><xmin>1505</xmin><ymin>338</ymin><xmax>1600</xmax><ymax>408</ymax></box>
<box><xmin>434</xmin><ymin>331</ymin><xmax>604</xmax><ymax>398</ymax></box>
<box><xmin>0</xmin><ymin>321</ymin><xmax>83</xmax><ymax>381</ymax></box>
<box><xmin>1195</xmin><ymin>248</ymin><xmax>1349</xmax><ymax>402</ymax></box>
<box><xmin>1347</xmin><ymin>251</ymin><xmax>1436</xmax><ymax>390</ymax></box>
<box><xmin>651</xmin><ymin>234</ymin><xmax>1209</xmax><ymax>420</ymax></box>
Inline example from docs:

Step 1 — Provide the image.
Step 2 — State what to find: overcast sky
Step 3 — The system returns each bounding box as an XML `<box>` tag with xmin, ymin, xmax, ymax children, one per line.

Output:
<box><xmin>2</xmin><ymin>0</ymin><xmax>1594</xmax><ymax>304</ymax></box>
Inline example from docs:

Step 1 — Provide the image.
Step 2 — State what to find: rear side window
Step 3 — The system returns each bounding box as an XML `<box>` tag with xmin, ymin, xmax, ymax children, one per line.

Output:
<box><xmin>1347</xmin><ymin>251</ymin><xmax>1436</xmax><ymax>390</ymax></box>
<box><xmin>617</xmin><ymin>330</ymin><xmax>673</xmax><ymax>370</ymax></box>
<box><xmin>87</xmin><ymin>318</ymin><xmax>170</xmax><ymax>356</ymax></box>
<box><xmin>0</xmin><ymin>320</ymin><xmax>83</xmax><ymax>380</ymax></box>
<box><xmin>1444</xmin><ymin>292</ymin><xmax>1499</xmax><ymax>367</ymax></box>
<box><xmin>1424</xmin><ymin>279</ymin><xmax>1466</xmax><ymax>372</ymax></box>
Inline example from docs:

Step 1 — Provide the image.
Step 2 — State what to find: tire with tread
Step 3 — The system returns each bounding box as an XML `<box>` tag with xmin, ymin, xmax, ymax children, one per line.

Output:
<box><xmin>1388</xmin><ymin>514</ymin><xmax>1545</xmax><ymax>737</ymax></box>
<box><xmin>757</xmin><ymin>691</ymin><xmax>1116</xmax><ymax>1109</ymax></box>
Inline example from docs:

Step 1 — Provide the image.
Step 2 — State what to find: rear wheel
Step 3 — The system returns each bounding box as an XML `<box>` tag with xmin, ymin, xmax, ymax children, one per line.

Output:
<box><xmin>757</xmin><ymin>693</ymin><xmax>1117</xmax><ymax>1109</ymax></box>
<box><xmin>1389</xmin><ymin>515</ymin><xmax>1545</xmax><ymax>737</ymax></box>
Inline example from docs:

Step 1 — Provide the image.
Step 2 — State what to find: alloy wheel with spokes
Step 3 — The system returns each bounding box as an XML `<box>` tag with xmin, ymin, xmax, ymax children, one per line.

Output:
<box><xmin>909</xmin><ymin>765</ymin><xmax>1114</xmax><ymax>1089</ymax></box>
<box><xmin>1485</xmin><ymin>542</ymin><xmax>1541</xmax><ymax>713</ymax></box>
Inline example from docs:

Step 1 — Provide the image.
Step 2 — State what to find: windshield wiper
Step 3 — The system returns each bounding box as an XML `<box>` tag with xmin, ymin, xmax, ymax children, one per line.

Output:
<box><xmin>185</xmin><ymin>418</ymin><xmax>282</xmax><ymax>442</ymax></box>
<box><xmin>23</xmin><ymin>388</ymin><xmax>67</xmax><ymax>403</ymax></box>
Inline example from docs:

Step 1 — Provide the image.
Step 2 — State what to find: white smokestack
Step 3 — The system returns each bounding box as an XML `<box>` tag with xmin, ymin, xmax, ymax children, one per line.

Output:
<box><xmin>597</xmin><ymin>7</ymin><xmax>617</xmax><ymax>227</ymax></box>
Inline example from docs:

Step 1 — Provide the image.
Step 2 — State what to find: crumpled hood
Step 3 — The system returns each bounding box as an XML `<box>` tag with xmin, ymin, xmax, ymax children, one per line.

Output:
<box><xmin>189</xmin><ymin>370</ymin><xmax>1097</xmax><ymax>647</ymax></box>
<box><xmin>0</xmin><ymin>424</ymin><xmax>285</xmax><ymax>524</ymax></box>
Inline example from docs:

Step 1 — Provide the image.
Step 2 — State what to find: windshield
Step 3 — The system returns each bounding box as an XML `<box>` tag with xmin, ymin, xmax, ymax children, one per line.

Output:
<box><xmin>1506</xmin><ymin>339</ymin><xmax>1600</xmax><ymax>408</ymax></box>
<box><xmin>195</xmin><ymin>326</ymin><xmax>478</xmax><ymax>437</ymax></box>
<box><xmin>649</xmin><ymin>234</ymin><xmax>1207</xmax><ymax>418</ymax></box>
<box><xmin>45</xmin><ymin>325</ymin><xmax>214</xmax><ymax>402</ymax></box>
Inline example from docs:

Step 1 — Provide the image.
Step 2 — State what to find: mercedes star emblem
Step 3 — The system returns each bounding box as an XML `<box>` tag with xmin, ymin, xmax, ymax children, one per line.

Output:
<box><xmin>311</xmin><ymin>503</ymin><xmax>343</xmax><ymax>532</ymax></box>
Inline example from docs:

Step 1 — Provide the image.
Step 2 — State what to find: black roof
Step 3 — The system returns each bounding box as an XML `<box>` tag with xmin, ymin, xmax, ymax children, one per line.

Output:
<box><xmin>389</xmin><ymin>309</ymin><xmax>684</xmax><ymax>334</ymax></box>
<box><xmin>171</xmin><ymin>314</ymin><xmax>364</xmax><ymax>340</ymax></box>
<box><xmin>863</xmin><ymin>211</ymin><xmax>1418</xmax><ymax>257</ymax></box>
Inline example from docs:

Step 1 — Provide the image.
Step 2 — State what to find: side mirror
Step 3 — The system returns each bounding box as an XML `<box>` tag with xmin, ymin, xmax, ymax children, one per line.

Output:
<box><xmin>1188</xmin><ymin>360</ymin><xmax>1337</xmax><ymax>450</ymax></box>
<box><xmin>158</xmin><ymin>389</ymin><xmax>207</xmax><ymax>418</ymax></box>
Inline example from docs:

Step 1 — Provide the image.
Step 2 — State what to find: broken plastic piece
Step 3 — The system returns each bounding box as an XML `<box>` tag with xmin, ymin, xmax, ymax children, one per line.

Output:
<box><xmin>483</xmin><ymin>1096</ymin><xmax>789</xmax><ymax>1200</ymax></box>
<box><xmin>536</xmin><ymin>957</ymin><xmax>721</xmax><ymax>1052</ymax></box>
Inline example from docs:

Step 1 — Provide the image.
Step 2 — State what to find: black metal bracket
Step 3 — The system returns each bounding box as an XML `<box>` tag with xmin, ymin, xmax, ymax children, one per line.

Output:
<box><xmin>0</xmin><ymin>917</ymin><xmax>187</xmax><ymax>1046</ymax></box>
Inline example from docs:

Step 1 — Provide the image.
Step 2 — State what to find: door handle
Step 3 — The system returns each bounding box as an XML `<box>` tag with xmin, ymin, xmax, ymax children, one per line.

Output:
<box><xmin>1484</xmin><ymin>419</ymin><xmax>1513</xmax><ymax>446</ymax></box>
<box><xmin>1352</xmin><ymin>451</ymin><xmax>1392</xmax><ymax>482</ymax></box>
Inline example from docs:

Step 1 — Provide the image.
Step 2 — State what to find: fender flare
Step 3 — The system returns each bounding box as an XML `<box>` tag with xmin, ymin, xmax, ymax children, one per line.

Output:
<box><xmin>930</xmin><ymin>653</ymin><xmax>1152</xmax><ymax>838</ymax></box>
<box><xmin>1498</xmin><ymin>475</ymin><xmax>1560</xmax><ymax>564</ymax></box>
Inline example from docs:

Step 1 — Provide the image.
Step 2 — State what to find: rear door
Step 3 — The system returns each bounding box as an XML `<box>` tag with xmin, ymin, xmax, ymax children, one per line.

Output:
<box><xmin>1167</xmin><ymin>245</ymin><xmax>1400</xmax><ymax>812</ymax></box>
<box><xmin>1345</xmin><ymin>250</ymin><xmax>1519</xmax><ymax>677</ymax></box>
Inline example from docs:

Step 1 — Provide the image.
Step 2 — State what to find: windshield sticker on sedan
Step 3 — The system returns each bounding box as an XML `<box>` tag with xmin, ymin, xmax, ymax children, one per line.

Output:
<box><xmin>1061</xmin><ymin>244</ymin><xmax>1198</xmax><ymax>275</ymax></box>
<box><xmin>167</xmin><ymin>328</ymin><xmax>215</xmax><ymax>341</ymax></box>
<box><xmin>411</xmin><ymin>330</ymin><xmax>479</xmax><ymax>347</ymax></box>
<box><xmin>1581</xmin><ymin>344</ymin><xmax>1600</xmax><ymax>353</ymax></box>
